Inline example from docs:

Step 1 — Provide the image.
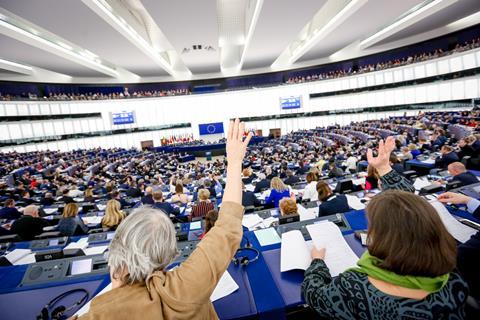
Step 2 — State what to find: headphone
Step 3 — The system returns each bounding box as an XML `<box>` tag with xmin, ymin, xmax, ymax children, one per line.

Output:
<box><xmin>232</xmin><ymin>236</ymin><xmax>259</xmax><ymax>267</ymax></box>
<box><xmin>37</xmin><ymin>289</ymin><xmax>89</xmax><ymax>320</ymax></box>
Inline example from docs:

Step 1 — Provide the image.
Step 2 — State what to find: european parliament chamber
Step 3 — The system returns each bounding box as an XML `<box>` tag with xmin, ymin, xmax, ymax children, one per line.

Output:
<box><xmin>0</xmin><ymin>1</ymin><xmax>480</xmax><ymax>319</ymax></box>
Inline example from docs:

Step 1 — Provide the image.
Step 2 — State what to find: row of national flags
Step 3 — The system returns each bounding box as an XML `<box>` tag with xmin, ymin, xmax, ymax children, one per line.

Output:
<box><xmin>160</xmin><ymin>133</ymin><xmax>195</xmax><ymax>146</ymax></box>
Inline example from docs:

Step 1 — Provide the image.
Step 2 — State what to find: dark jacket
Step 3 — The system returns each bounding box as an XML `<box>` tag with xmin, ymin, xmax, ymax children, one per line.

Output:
<box><xmin>435</xmin><ymin>152</ymin><xmax>460</xmax><ymax>169</ymax></box>
<box><xmin>141</xmin><ymin>194</ymin><xmax>154</xmax><ymax>205</ymax></box>
<box><xmin>254</xmin><ymin>179</ymin><xmax>270</xmax><ymax>193</ymax></box>
<box><xmin>58</xmin><ymin>216</ymin><xmax>89</xmax><ymax>236</ymax></box>
<box><xmin>60</xmin><ymin>195</ymin><xmax>75</xmax><ymax>204</ymax></box>
<box><xmin>0</xmin><ymin>207</ymin><xmax>22</xmax><ymax>220</ymax></box>
<box><xmin>318</xmin><ymin>195</ymin><xmax>350</xmax><ymax>217</ymax></box>
<box><xmin>152</xmin><ymin>202</ymin><xmax>180</xmax><ymax>216</ymax></box>
<box><xmin>11</xmin><ymin>216</ymin><xmax>50</xmax><ymax>240</ymax></box>
<box><xmin>452</xmin><ymin>171</ymin><xmax>478</xmax><ymax>187</ymax></box>
<box><xmin>40</xmin><ymin>197</ymin><xmax>56</xmax><ymax>206</ymax></box>
<box><xmin>242</xmin><ymin>191</ymin><xmax>261</xmax><ymax>208</ymax></box>
<box><xmin>125</xmin><ymin>188</ymin><xmax>142</xmax><ymax>198</ymax></box>
<box><xmin>284</xmin><ymin>175</ymin><xmax>300</xmax><ymax>186</ymax></box>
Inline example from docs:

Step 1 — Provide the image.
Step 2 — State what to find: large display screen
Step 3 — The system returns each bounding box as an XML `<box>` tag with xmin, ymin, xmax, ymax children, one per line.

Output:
<box><xmin>112</xmin><ymin>111</ymin><xmax>135</xmax><ymax>125</ymax></box>
<box><xmin>280</xmin><ymin>96</ymin><xmax>302</xmax><ymax>109</ymax></box>
<box><xmin>199</xmin><ymin>122</ymin><xmax>224</xmax><ymax>135</ymax></box>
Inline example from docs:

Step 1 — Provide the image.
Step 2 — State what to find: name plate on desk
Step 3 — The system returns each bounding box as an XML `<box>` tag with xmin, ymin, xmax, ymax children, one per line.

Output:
<box><xmin>20</xmin><ymin>254</ymin><xmax>109</xmax><ymax>287</ymax></box>
<box><xmin>30</xmin><ymin>237</ymin><xmax>68</xmax><ymax>249</ymax></box>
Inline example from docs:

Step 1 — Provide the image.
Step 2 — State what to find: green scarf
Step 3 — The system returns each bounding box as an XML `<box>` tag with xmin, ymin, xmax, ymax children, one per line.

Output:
<box><xmin>349</xmin><ymin>251</ymin><xmax>449</xmax><ymax>293</ymax></box>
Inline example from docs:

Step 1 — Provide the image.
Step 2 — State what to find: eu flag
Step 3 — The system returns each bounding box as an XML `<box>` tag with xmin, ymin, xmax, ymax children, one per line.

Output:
<box><xmin>199</xmin><ymin>122</ymin><xmax>224</xmax><ymax>135</ymax></box>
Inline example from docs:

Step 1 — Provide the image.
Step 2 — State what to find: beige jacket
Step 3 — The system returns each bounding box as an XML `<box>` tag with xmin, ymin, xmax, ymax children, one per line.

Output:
<box><xmin>79</xmin><ymin>201</ymin><xmax>244</xmax><ymax>320</ymax></box>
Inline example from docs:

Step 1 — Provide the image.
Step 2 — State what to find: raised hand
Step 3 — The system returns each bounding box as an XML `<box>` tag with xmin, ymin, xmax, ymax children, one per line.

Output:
<box><xmin>366</xmin><ymin>136</ymin><xmax>395</xmax><ymax>176</ymax></box>
<box><xmin>226</xmin><ymin>119</ymin><xmax>253</xmax><ymax>166</ymax></box>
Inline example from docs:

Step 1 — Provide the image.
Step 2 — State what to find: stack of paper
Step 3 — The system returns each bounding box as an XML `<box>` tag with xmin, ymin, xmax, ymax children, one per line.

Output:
<box><xmin>242</xmin><ymin>214</ymin><xmax>264</xmax><ymax>230</ymax></box>
<box><xmin>346</xmin><ymin>194</ymin><xmax>366</xmax><ymax>210</ymax></box>
<box><xmin>83</xmin><ymin>245</ymin><xmax>109</xmax><ymax>256</ymax></box>
<box><xmin>422</xmin><ymin>158</ymin><xmax>436</xmax><ymax>164</ymax></box>
<box><xmin>429</xmin><ymin>200</ymin><xmax>477</xmax><ymax>243</ymax></box>
<box><xmin>413</xmin><ymin>178</ymin><xmax>432</xmax><ymax>190</ymax></box>
<box><xmin>280</xmin><ymin>221</ymin><xmax>359</xmax><ymax>276</ymax></box>
<box><xmin>82</xmin><ymin>216</ymin><xmax>103</xmax><ymax>225</ymax></box>
<box><xmin>44</xmin><ymin>208</ymin><xmax>58</xmax><ymax>215</ymax></box>
<box><xmin>96</xmin><ymin>204</ymin><xmax>107</xmax><ymax>211</ymax></box>
<box><xmin>4</xmin><ymin>249</ymin><xmax>36</xmax><ymax>265</ymax></box>
<box><xmin>63</xmin><ymin>238</ymin><xmax>89</xmax><ymax>251</ymax></box>
<box><xmin>244</xmin><ymin>184</ymin><xmax>255</xmax><ymax>192</ymax></box>
<box><xmin>297</xmin><ymin>205</ymin><xmax>318</xmax><ymax>221</ymax></box>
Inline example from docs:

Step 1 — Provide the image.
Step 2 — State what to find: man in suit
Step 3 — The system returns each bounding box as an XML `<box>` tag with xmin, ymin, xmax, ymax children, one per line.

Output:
<box><xmin>438</xmin><ymin>192</ymin><xmax>480</xmax><ymax>299</ymax></box>
<box><xmin>59</xmin><ymin>189</ymin><xmax>75</xmax><ymax>204</ymax></box>
<box><xmin>447</xmin><ymin>162</ymin><xmax>479</xmax><ymax>187</ymax></box>
<box><xmin>152</xmin><ymin>190</ymin><xmax>180</xmax><ymax>216</ymax></box>
<box><xmin>435</xmin><ymin>145</ymin><xmax>459</xmax><ymax>169</ymax></box>
<box><xmin>283</xmin><ymin>170</ymin><xmax>300</xmax><ymax>186</ymax></box>
<box><xmin>254</xmin><ymin>173</ymin><xmax>270</xmax><ymax>193</ymax></box>
<box><xmin>10</xmin><ymin>205</ymin><xmax>50</xmax><ymax>241</ymax></box>
<box><xmin>0</xmin><ymin>199</ymin><xmax>21</xmax><ymax>220</ymax></box>
<box><xmin>141</xmin><ymin>187</ymin><xmax>154</xmax><ymax>205</ymax></box>
<box><xmin>40</xmin><ymin>192</ymin><xmax>55</xmax><ymax>206</ymax></box>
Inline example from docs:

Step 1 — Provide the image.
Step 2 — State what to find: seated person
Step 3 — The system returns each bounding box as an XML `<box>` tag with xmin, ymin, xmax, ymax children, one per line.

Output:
<box><xmin>40</xmin><ymin>192</ymin><xmax>55</xmax><ymax>206</ymax></box>
<box><xmin>10</xmin><ymin>205</ymin><xmax>50</xmax><ymax>240</ymax></box>
<box><xmin>253</xmin><ymin>172</ymin><xmax>270</xmax><ymax>193</ymax></box>
<box><xmin>447</xmin><ymin>162</ymin><xmax>478</xmax><ymax>187</ymax></box>
<box><xmin>59</xmin><ymin>188</ymin><xmax>75</xmax><ymax>204</ymax></box>
<box><xmin>242</xmin><ymin>183</ymin><xmax>261</xmax><ymax>208</ymax></box>
<box><xmin>83</xmin><ymin>187</ymin><xmax>96</xmax><ymax>203</ymax></box>
<box><xmin>327</xmin><ymin>162</ymin><xmax>344</xmax><ymax>178</ymax></box>
<box><xmin>171</xmin><ymin>183</ymin><xmax>189</xmax><ymax>204</ymax></box>
<box><xmin>457</xmin><ymin>138</ymin><xmax>475</xmax><ymax>159</ymax></box>
<box><xmin>401</xmin><ymin>146</ymin><xmax>413</xmax><ymax>160</ymax></box>
<box><xmin>438</xmin><ymin>192</ymin><xmax>480</xmax><ymax>300</ymax></box>
<box><xmin>435</xmin><ymin>145</ymin><xmax>459</xmax><ymax>169</ymax></box>
<box><xmin>265</xmin><ymin>177</ymin><xmax>291</xmax><ymax>208</ymax></box>
<box><xmin>344</xmin><ymin>153</ymin><xmax>357</xmax><ymax>173</ymax></box>
<box><xmin>78</xmin><ymin>119</ymin><xmax>249</xmax><ymax>319</ymax></box>
<box><xmin>141</xmin><ymin>187</ymin><xmax>154</xmax><ymax>205</ymax></box>
<box><xmin>19</xmin><ymin>190</ymin><xmax>36</xmax><ymax>205</ymax></box>
<box><xmin>242</xmin><ymin>168</ymin><xmax>255</xmax><ymax>184</ymax></box>
<box><xmin>0</xmin><ymin>199</ymin><xmax>21</xmax><ymax>220</ymax></box>
<box><xmin>283</xmin><ymin>170</ymin><xmax>300</xmax><ymax>186</ymax></box>
<box><xmin>102</xmin><ymin>199</ymin><xmax>126</xmax><ymax>231</ymax></box>
<box><xmin>316</xmin><ymin>181</ymin><xmax>350</xmax><ymax>216</ymax></box>
<box><xmin>57</xmin><ymin>203</ymin><xmax>89</xmax><ymax>236</ymax></box>
<box><xmin>364</xmin><ymin>165</ymin><xmax>379</xmax><ymax>191</ymax></box>
<box><xmin>111</xmin><ymin>190</ymin><xmax>129</xmax><ymax>208</ymax></box>
<box><xmin>199</xmin><ymin>209</ymin><xmax>219</xmax><ymax>239</ymax></box>
<box><xmin>191</xmin><ymin>188</ymin><xmax>214</xmax><ymax>219</ymax></box>
<box><xmin>302</xmin><ymin>190</ymin><xmax>466</xmax><ymax>319</ymax></box>
<box><xmin>279</xmin><ymin>197</ymin><xmax>298</xmax><ymax>216</ymax></box>
<box><xmin>389</xmin><ymin>154</ymin><xmax>405</xmax><ymax>175</ymax></box>
<box><xmin>302</xmin><ymin>172</ymin><xmax>319</xmax><ymax>202</ymax></box>
<box><xmin>152</xmin><ymin>190</ymin><xmax>180</xmax><ymax>216</ymax></box>
<box><xmin>408</xmin><ymin>143</ymin><xmax>421</xmax><ymax>159</ymax></box>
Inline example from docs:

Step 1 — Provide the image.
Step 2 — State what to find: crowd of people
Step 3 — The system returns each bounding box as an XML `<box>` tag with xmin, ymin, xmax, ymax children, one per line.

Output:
<box><xmin>286</xmin><ymin>37</ymin><xmax>480</xmax><ymax>84</ymax></box>
<box><xmin>0</xmin><ymin>112</ymin><xmax>479</xmax><ymax>319</ymax></box>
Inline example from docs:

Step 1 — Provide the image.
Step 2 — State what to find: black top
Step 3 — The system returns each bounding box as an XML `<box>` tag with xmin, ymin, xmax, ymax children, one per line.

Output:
<box><xmin>284</xmin><ymin>175</ymin><xmax>300</xmax><ymax>186</ymax></box>
<box><xmin>302</xmin><ymin>259</ymin><xmax>468</xmax><ymax>319</ymax></box>
<box><xmin>11</xmin><ymin>216</ymin><xmax>50</xmax><ymax>240</ymax></box>
<box><xmin>242</xmin><ymin>191</ymin><xmax>261</xmax><ymax>208</ymax></box>
<box><xmin>254</xmin><ymin>179</ymin><xmax>270</xmax><ymax>193</ymax></box>
<box><xmin>318</xmin><ymin>194</ymin><xmax>349</xmax><ymax>216</ymax></box>
<box><xmin>0</xmin><ymin>207</ymin><xmax>21</xmax><ymax>220</ymax></box>
<box><xmin>141</xmin><ymin>194</ymin><xmax>154</xmax><ymax>205</ymax></box>
<box><xmin>452</xmin><ymin>171</ymin><xmax>479</xmax><ymax>187</ymax></box>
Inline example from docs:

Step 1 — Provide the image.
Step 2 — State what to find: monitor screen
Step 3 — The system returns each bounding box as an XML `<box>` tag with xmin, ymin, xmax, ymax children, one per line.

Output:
<box><xmin>48</xmin><ymin>239</ymin><xmax>59</xmax><ymax>246</ymax></box>
<box><xmin>111</xmin><ymin>111</ymin><xmax>135</xmax><ymax>125</ymax></box>
<box><xmin>280</xmin><ymin>96</ymin><xmax>302</xmax><ymax>109</ymax></box>
<box><xmin>69</xmin><ymin>259</ymin><xmax>92</xmax><ymax>276</ymax></box>
<box><xmin>189</xmin><ymin>221</ymin><xmax>202</xmax><ymax>230</ymax></box>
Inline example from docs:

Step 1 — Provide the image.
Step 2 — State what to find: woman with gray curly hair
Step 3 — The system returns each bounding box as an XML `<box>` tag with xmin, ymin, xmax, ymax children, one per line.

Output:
<box><xmin>78</xmin><ymin>119</ymin><xmax>252</xmax><ymax>320</ymax></box>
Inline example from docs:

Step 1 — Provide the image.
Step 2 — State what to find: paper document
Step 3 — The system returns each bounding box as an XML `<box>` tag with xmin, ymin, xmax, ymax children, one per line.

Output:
<box><xmin>352</xmin><ymin>178</ymin><xmax>366</xmax><ymax>186</ymax></box>
<box><xmin>422</xmin><ymin>159</ymin><xmax>436</xmax><ymax>164</ymax></box>
<box><xmin>306</xmin><ymin>222</ymin><xmax>359</xmax><ymax>276</ymax></box>
<box><xmin>82</xmin><ymin>216</ymin><xmax>103</xmax><ymax>225</ymax></box>
<box><xmin>429</xmin><ymin>200</ymin><xmax>477</xmax><ymax>243</ymax></box>
<box><xmin>5</xmin><ymin>249</ymin><xmax>32</xmax><ymax>264</ymax></box>
<box><xmin>242</xmin><ymin>214</ymin><xmax>264</xmax><ymax>230</ymax></box>
<box><xmin>44</xmin><ymin>208</ymin><xmax>58</xmax><ymax>215</ymax></box>
<box><xmin>346</xmin><ymin>194</ymin><xmax>366</xmax><ymax>210</ymax></box>
<box><xmin>75</xmin><ymin>283</ymin><xmax>113</xmax><ymax>316</ymax></box>
<box><xmin>262</xmin><ymin>217</ymin><xmax>278</xmax><ymax>228</ymax></box>
<box><xmin>64</xmin><ymin>239</ymin><xmax>89</xmax><ymax>251</ymax></box>
<box><xmin>245</xmin><ymin>184</ymin><xmax>255</xmax><ymax>192</ymax></box>
<box><xmin>83</xmin><ymin>245</ymin><xmax>109</xmax><ymax>256</ymax></box>
<box><xmin>210</xmin><ymin>271</ymin><xmax>239</xmax><ymax>302</ymax></box>
<box><xmin>297</xmin><ymin>205</ymin><xmax>318</xmax><ymax>221</ymax></box>
<box><xmin>413</xmin><ymin>178</ymin><xmax>432</xmax><ymax>190</ymax></box>
<box><xmin>96</xmin><ymin>204</ymin><xmax>107</xmax><ymax>211</ymax></box>
<box><xmin>254</xmin><ymin>228</ymin><xmax>281</xmax><ymax>246</ymax></box>
<box><xmin>14</xmin><ymin>253</ymin><xmax>36</xmax><ymax>265</ymax></box>
<box><xmin>280</xmin><ymin>230</ymin><xmax>312</xmax><ymax>272</ymax></box>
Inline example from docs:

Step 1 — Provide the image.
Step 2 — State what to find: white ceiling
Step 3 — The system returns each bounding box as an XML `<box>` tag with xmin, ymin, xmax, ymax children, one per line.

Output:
<box><xmin>0</xmin><ymin>0</ymin><xmax>478</xmax><ymax>83</ymax></box>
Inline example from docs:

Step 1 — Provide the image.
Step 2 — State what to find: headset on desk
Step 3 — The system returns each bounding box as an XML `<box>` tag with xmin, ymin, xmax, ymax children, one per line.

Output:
<box><xmin>37</xmin><ymin>288</ymin><xmax>89</xmax><ymax>320</ymax></box>
<box><xmin>232</xmin><ymin>235</ymin><xmax>259</xmax><ymax>267</ymax></box>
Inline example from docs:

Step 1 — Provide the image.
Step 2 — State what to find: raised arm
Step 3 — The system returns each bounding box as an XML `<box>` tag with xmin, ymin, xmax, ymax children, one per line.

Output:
<box><xmin>165</xmin><ymin>119</ymin><xmax>252</xmax><ymax>303</ymax></box>
<box><xmin>367</xmin><ymin>136</ymin><xmax>414</xmax><ymax>192</ymax></box>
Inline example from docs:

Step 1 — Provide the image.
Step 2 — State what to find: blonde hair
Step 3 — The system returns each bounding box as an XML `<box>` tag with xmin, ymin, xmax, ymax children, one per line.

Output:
<box><xmin>271</xmin><ymin>177</ymin><xmax>288</xmax><ymax>192</ymax></box>
<box><xmin>102</xmin><ymin>200</ymin><xmax>125</xmax><ymax>229</ymax></box>
<box><xmin>279</xmin><ymin>198</ymin><xmax>298</xmax><ymax>216</ymax></box>
<box><xmin>198</xmin><ymin>188</ymin><xmax>210</xmax><ymax>201</ymax></box>
<box><xmin>63</xmin><ymin>203</ymin><xmax>79</xmax><ymax>218</ymax></box>
<box><xmin>85</xmin><ymin>188</ymin><xmax>94</xmax><ymax>198</ymax></box>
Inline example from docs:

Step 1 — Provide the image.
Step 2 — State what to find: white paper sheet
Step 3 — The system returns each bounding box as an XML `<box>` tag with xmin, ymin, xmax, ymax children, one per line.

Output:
<box><xmin>96</xmin><ymin>204</ymin><xmax>107</xmax><ymax>211</ymax></box>
<box><xmin>413</xmin><ymin>178</ymin><xmax>432</xmax><ymax>190</ymax></box>
<box><xmin>210</xmin><ymin>271</ymin><xmax>239</xmax><ymax>302</ymax></box>
<box><xmin>75</xmin><ymin>283</ymin><xmax>113</xmax><ymax>316</ymax></box>
<box><xmin>254</xmin><ymin>228</ymin><xmax>281</xmax><ymax>246</ymax></box>
<box><xmin>44</xmin><ymin>208</ymin><xmax>58</xmax><ymax>215</ymax></box>
<box><xmin>261</xmin><ymin>217</ymin><xmax>279</xmax><ymax>228</ymax></box>
<box><xmin>352</xmin><ymin>178</ymin><xmax>366</xmax><ymax>186</ymax></box>
<box><xmin>280</xmin><ymin>230</ymin><xmax>312</xmax><ymax>272</ymax></box>
<box><xmin>345</xmin><ymin>194</ymin><xmax>366</xmax><ymax>210</ymax></box>
<box><xmin>429</xmin><ymin>200</ymin><xmax>477</xmax><ymax>243</ymax></box>
<box><xmin>82</xmin><ymin>216</ymin><xmax>103</xmax><ymax>225</ymax></box>
<box><xmin>242</xmin><ymin>214</ymin><xmax>264</xmax><ymax>229</ymax></box>
<box><xmin>297</xmin><ymin>205</ymin><xmax>318</xmax><ymax>221</ymax></box>
<box><xmin>63</xmin><ymin>239</ymin><xmax>89</xmax><ymax>251</ymax></box>
<box><xmin>245</xmin><ymin>184</ymin><xmax>255</xmax><ymax>192</ymax></box>
<box><xmin>14</xmin><ymin>253</ymin><xmax>36</xmax><ymax>265</ymax></box>
<box><xmin>5</xmin><ymin>249</ymin><xmax>32</xmax><ymax>264</ymax></box>
<box><xmin>306</xmin><ymin>222</ymin><xmax>359</xmax><ymax>277</ymax></box>
<box><xmin>422</xmin><ymin>158</ymin><xmax>436</xmax><ymax>164</ymax></box>
<box><xmin>83</xmin><ymin>245</ymin><xmax>109</xmax><ymax>256</ymax></box>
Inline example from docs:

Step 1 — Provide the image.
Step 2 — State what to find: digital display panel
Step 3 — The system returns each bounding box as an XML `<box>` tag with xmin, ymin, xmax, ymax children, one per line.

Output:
<box><xmin>69</xmin><ymin>259</ymin><xmax>93</xmax><ymax>276</ymax></box>
<box><xmin>112</xmin><ymin>111</ymin><xmax>135</xmax><ymax>125</ymax></box>
<box><xmin>280</xmin><ymin>96</ymin><xmax>302</xmax><ymax>109</ymax></box>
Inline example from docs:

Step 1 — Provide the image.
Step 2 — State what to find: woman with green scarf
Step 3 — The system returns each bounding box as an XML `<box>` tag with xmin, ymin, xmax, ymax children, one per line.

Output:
<box><xmin>301</xmin><ymin>137</ymin><xmax>468</xmax><ymax>319</ymax></box>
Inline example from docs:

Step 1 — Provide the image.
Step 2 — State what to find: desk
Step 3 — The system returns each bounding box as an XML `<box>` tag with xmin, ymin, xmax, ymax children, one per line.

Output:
<box><xmin>406</xmin><ymin>159</ymin><xmax>435</xmax><ymax>175</ymax></box>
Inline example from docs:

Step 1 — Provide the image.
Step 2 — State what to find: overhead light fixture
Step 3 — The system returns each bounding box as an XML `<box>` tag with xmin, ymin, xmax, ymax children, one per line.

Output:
<box><xmin>359</xmin><ymin>0</ymin><xmax>458</xmax><ymax>49</ymax></box>
<box><xmin>57</xmin><ymin>41</ymin><xmax>73</xmax><ymax>50</ymax></box>
<box><xmin>0</xmin><ymin>58</ymin><xmax>33</xmax><ymax>72</ymax></box>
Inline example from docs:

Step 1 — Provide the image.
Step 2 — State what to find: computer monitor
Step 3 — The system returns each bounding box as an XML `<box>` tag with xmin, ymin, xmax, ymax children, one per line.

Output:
<box><xmin>335</xmin><ymin>179</ymin><xmax>354</xmax><ymax>194</ymax></box>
